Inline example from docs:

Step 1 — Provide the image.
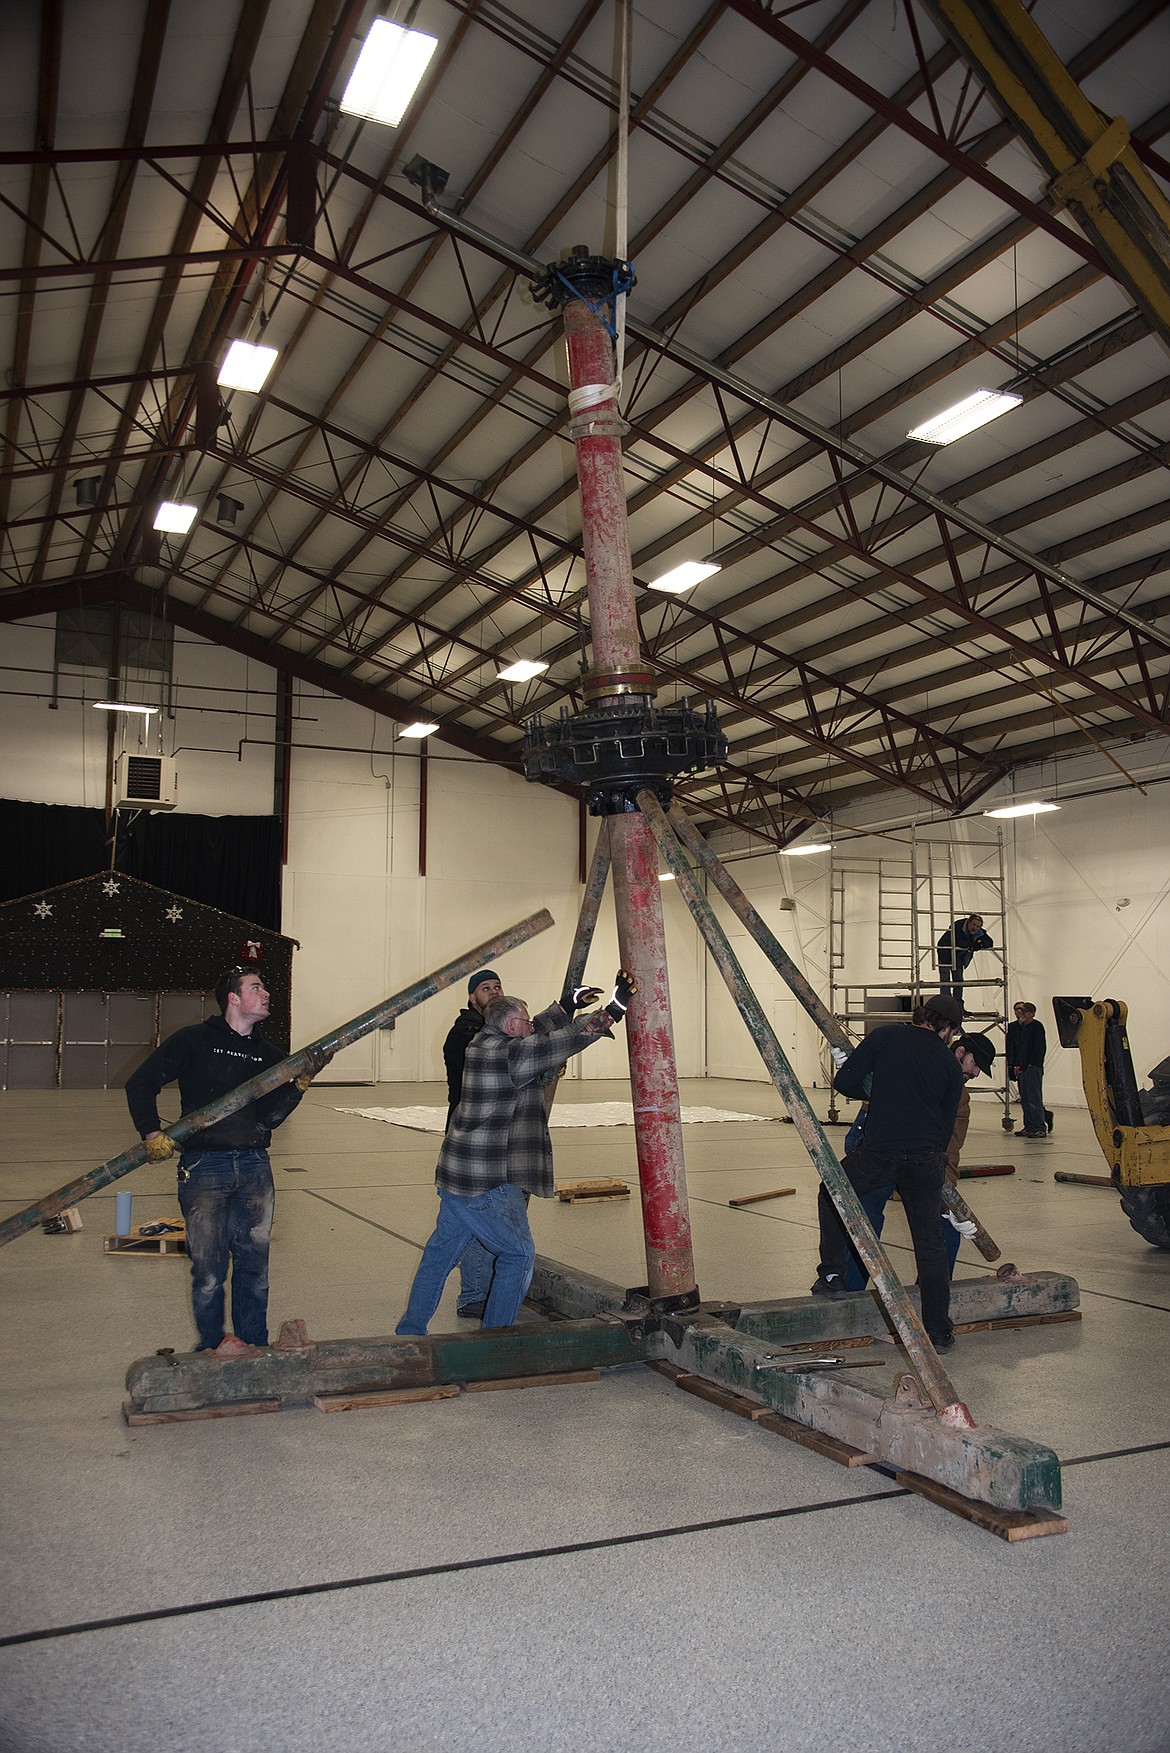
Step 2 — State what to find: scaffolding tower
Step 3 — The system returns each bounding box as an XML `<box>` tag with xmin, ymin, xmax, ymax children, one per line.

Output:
<box><xmin>826</xmin><ymin>826</ymin><xmax>1014</xmax><ymax>1130</ymax></box>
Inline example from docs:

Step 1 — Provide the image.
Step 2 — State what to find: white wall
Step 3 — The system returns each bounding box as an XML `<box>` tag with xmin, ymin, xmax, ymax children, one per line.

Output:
<box><xmin>1007</xmin><ymin>787</ymin><xmax>1170</xmax><ymax>1105</ymax></box>
<box><xmin>4</xmin><ymin>615</ymin><xmax>1168</xmax><ymax>1105</ymax></box>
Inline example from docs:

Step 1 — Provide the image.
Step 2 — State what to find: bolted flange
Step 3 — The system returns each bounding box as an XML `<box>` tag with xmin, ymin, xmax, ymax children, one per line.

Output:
<box><xmin>523</xmin><ymin>696</ymin><xmax>727</xmax><ymax>816</ymax></box>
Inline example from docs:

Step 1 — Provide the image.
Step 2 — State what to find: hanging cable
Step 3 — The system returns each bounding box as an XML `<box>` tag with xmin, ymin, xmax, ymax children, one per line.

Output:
<box><xmin>612</xmin><ymin>0</ymin><xmax>631</xmax><ymax>409</ymax></box>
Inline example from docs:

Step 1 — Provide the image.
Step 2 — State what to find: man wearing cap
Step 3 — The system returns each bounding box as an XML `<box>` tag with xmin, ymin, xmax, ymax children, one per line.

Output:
<box><xmin>841</xmin><ymin>1029</ymin><xmax>996</xmax><ymax>1291</ymax></box>
<box><xmin>812</xmin><ymin>994</ymin><xmax>965</xmax><ymax>1353</ymax></box>
<box><xmin>397</xmin><ymin>975</ymin><xmax>635</xmax><ymax>1335</ymax></box>
<box><xmin>936</xmin><ymin>912</ymin><xmax>994</xmax><ymax>1011</ymax></box>
<box><xmin>444</xmin><ymin>970</ymin><xmax>504</xmax><ymax>1126</ymax></box>
<box><xmin>1007</xmin><ymin>1000</ymin><xmax>1050</xmax><ymax>1137</ymax></box>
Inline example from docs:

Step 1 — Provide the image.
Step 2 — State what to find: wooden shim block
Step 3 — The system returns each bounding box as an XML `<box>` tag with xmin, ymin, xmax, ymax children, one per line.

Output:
<box><xmin>555</xmin><ymin>1178</ymin><xmax>628</xmax><ymax>1199</ymax></box>
<box><xmin>954</xmin><ymin>1310</ymin><xmax>1082</xmax><ymax>1335</ymax></box>
<box><xmin>647</xmin><ymin>1360</ymin><xmax>687</xmax><ymax>1381</ymax></box>
<box><xmin>312</xmin><ymin>1384</ymin><xmax>461</xmax><ymax>1412</ymax></box>
<box><xmin>672</xmin><ymin>1372</ymin><xmax>762</xmax><ymax>1419</ymax></box>
<box><xmin>104</xmin><ymin>1234</ymin><xmax>187</xmax><ymax>1257</ymax></box>
<box><xmin>728</xmin><ymin>1187</ymin><xmax>796</xmax><ymax>1207</ymax></box>
<box><xmin>123</xmin><ymin>1398</ymin><xmax>280</xmax><ymax>1426</ymax></box>
<box><xmin>556</xmin><ymin>1177</ymin><xmax>630</xmax><ymax>1202</ymax></box>
<box><xmin>752</xmin><ymin>1407</ymin><xmax>879</xmax><ymax>1468</ymax></box>
<box><xmin>557</xmin><ymin>1190</ymin><xmax>629</xmax><ymax>1203</ymax></box>
<box><xmin>896</xmin><ymin>1470</ymin><xmax>1068</xmax><ymax>1541</ymax></box>
<box><xmin>463</xmin><ymin>1368</ymin><xmax>601</xmax><ymax>1393</ymax></box>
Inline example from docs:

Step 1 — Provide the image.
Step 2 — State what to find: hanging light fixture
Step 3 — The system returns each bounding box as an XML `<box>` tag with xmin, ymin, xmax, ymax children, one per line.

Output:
<box><xmin>983</xmin><ymin>801</ymin><xmax>1060</xmax><ymax>818</ymax></box>
<box><xmin>153</xmin><ymin>501</ymin><xmax>198</xmax><ymax>534</ymax></box>
<box><xmin>496</xmin><ymin>658</ymin><xmax>548</xmax><ymax>683</ymax></box>
<box><xmin>217</xmin><ymin>340</ymin><xmax>278</xmax><ymax>392</ymax></box>
<box><xmin>647</xmin><ymin>560</ymin><xmax>720</xmax><ymax>594</ymax></box>
<box><xmin>907</xmin><ymin>390</ymin><xmax>1022</xmax><ymax>445</ymax></box>
<box><xmin>778</xmin><ymin>841</ymin><xmax>831</xmax><ymax>856</ymax></box>
<box><xmin>339</xmin><ymin>21</ymin><xmax>438</xmax><ymax>127</ymax></box>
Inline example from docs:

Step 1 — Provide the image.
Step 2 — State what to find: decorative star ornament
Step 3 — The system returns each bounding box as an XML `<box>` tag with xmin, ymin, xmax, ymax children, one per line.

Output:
<box><xmin>33</xmin><ymin>901</ymin><xmax>53</xmax><ymax>919</ymax></box>
<box><xmin>102</xmin><ymin>878</ymin><xmax>121</xmax><ymax>896</ymax></box>
<box><xmin>165</xmin><ymin>905</ymin><xmax>184</xmax><ymax>923</ymax></box>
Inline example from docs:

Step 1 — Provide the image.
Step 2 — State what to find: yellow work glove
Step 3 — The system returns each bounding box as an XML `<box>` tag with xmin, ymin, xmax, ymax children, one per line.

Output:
<box><xmin>144</xmin><ymin>1133</ymin><xmax>175</xmax><ymax>1162</ymax></box>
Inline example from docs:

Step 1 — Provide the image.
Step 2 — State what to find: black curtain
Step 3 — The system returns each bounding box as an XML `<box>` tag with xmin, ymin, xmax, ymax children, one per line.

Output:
<box><xmin>118</xmin><ymin>811</ymin><xmax>281</xmax><ymax>929</ymax></box>
<box><xmin>0</xmin><ymin>799</ymin><xmax>282</xmax><ymax>929</ymax></box>
<box><xmin>0</xmin><ymin>799</ymin><xmax>107</xmax><ymax>901</ymax></box>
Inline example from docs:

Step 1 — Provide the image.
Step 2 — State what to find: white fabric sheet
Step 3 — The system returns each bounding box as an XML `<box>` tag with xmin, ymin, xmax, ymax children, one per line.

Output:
<box><xmin>335</xmin><ymin>1102</ymin><xmax>776</xmax><ymax>1133</ymax></box>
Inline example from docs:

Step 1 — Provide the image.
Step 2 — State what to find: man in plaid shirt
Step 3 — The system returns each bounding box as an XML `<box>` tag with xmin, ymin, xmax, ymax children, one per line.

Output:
<box><xmin>396</xmin><ymin>971</ymin><xmax>636</xmax><ymax>1334</ymax></box>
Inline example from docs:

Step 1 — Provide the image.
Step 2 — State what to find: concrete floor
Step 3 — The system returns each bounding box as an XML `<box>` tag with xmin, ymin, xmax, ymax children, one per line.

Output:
<box><xmin>1</xmin><ymin>1078</ymin><xmax>1168</xmax><ymax>1753</ymax></box>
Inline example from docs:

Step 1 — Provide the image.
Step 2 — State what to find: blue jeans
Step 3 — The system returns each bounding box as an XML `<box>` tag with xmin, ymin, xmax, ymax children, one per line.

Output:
<box><xmin>818</xmin><ymin>1143</ymin><xmax>952</xmax><ymax>1342</ymax></box>
<box><xmin>1018</xmin><ymin>1064</ymin><xmax>1046</xmax><ymax>1132</ymax></box>
<box><xmin>397</xmin><ymin>1185</ymin><xmax>535</xmax><ymax>1335</ymax></box>
<box><xmin>177</xmin><ymin>1149</ymin><xmax>274</xmax><ymax>1350</ymax></box>
<box><xmin>842</xmin><ymin>1186</ymin><xmax>961</xmax><ymax>1290</ymax></box>
<box><xmin>457</xmin><ymin>1239</ymin><xmax>495</xmax><ymax>1311</ymax></box>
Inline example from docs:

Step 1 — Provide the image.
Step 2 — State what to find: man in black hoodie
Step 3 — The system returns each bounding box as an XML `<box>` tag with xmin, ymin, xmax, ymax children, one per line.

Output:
<box><xmin>125</xmin><ymin>967</ymin><xmax>326</xmax><ymax>1351</ymax></box>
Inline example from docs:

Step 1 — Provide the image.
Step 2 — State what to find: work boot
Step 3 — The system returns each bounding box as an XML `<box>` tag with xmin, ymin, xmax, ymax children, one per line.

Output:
<box><xmin>457</xmin><ymin>1302</ymin><xmax>486</xmax><ymax>1320</ymax></box>
<box><xmin>810</xmin><ymin>1272</ymin><xmax>847</xmax><ymax>1298</ymax></box>
<box><xmin>1045</xmin><ymin>1110</ymin><xmax>1054</xmax><ymax>1133</ymax></box>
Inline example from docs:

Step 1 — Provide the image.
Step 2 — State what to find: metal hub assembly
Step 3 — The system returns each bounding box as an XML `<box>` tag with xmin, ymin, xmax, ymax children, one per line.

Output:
<box><xmin>523</xmin><ymin>695</ymin><xmax>727</xmax><ymax>815</ymax></box>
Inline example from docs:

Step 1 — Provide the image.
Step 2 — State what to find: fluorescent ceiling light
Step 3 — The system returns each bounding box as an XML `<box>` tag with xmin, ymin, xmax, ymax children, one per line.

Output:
<box><xmin>340</xmin><ymin>21</ymin><xmax>438</xmax><ymax>126</ymax></box>
<box><xmin>92</xmin><ymin>701</ymin><xmax>158</xmax><ymax>716</ymax></box>
<box><xmin>399</xmin><ymin>721</ymin><xmax>439</xmax><ymax>738</ymax></box>
<box><xmin>496</xmin><ymin>658</ymin><xmax>548</xmax><ymax>683</ymax></box>
<box><xmin>983</xmin><ymin>801</ymin><xmax>1061</xmax><ymax>819</ymax></box>
<box><xmin>778</xmin><ymin>842</ymin><xmax>831</xmax><ymax>856</ymax></box>
<box><xmin>907</xmin><ymin>390</ymin><xmax>1022</xmax><ymax>445</ymax></box>
<box><xmin>658</xmin><ymin>871</ymin><xmax>676</xmax><ymax>881</ymax></box>
<box><xmin>153</xmin><ymin>500</ymin><xmax>198</xmax><ymax>534</ymax></box>
<box><xmin>218</xmin><ymin>339</ymin><xmax>278</xmax><ymax>392</ymax></box>
<box><xmin>647</xmin><ymin>560</ymin><xmax>721</xmax><ymax>594</ymax></box>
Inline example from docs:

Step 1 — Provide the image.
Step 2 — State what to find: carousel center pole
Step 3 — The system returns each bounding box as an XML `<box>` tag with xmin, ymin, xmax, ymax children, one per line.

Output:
<box><xmin>523</xmin><ymin>250</ymin><xmax>725</xmax><ymax>1310</ymax></box>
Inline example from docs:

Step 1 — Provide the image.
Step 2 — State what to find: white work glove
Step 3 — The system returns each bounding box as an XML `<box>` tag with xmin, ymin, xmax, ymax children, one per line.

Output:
<box><xmin>829</xmin><ymin>1045</ymin><xmax>849</xmax><ymax>1069</ymax></box>
<box><xmin>944</xmin><ymin>1211</ymin><xmax>978</xmax><ymax>1238</ymax></box>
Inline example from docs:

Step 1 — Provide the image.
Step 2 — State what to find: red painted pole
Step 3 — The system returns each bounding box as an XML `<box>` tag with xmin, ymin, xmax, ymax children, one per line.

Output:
<box><xmin>560</xmin><ymin>279</ymin><xmax>697</xmax><ymax>1305</ymax></box>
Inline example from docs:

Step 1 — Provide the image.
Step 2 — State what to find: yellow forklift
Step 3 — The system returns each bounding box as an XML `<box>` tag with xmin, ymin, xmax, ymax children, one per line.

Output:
<box><xmin>1054</xmin><ymin>997</ymin><xmax>1170</xmax><ymax>1249</ymax></box>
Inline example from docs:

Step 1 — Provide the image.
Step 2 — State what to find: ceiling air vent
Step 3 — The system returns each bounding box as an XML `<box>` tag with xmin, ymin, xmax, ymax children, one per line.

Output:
<box><xmin>113</xmin><ymin>753</ymin><xmax>178</xmax><ymax>811</ymax></box>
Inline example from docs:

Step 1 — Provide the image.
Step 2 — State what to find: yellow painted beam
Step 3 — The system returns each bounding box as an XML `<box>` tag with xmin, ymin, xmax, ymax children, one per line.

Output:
<box><xmin>920</xmin><ymin>0</ymin><xmax>1170</xmax><ymax>353</ymax></box>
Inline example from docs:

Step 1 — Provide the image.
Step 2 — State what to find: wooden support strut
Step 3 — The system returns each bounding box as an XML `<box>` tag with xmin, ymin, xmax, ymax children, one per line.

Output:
<box><xmin>0</xmin><ymin>910</ymin><xmax>555</xmax><ymax>1246</ymax></box>
<box><xmin>640</xmin><ymin>790</ymin><xmax>972</xmax><ymax>1426</ymax></box>
<box><xmin>666</xmin><ymin>801</ymin><xmax>1001</xmax><ymax>1263</ymax></box>
<box><xmin>546</xmin><ymin>822</ymin><xmax>611</xmax><ymax>1121</ymax></box>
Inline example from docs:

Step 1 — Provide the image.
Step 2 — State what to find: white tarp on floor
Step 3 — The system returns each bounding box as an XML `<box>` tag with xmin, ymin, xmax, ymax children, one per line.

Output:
<box><xmin>336</xmin><ymin>1103</ymin><xmax>777</xmax><ymax>1133</ymax></box>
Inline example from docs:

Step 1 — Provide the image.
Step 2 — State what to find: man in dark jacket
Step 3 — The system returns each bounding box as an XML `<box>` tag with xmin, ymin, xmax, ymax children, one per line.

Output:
<box><xmin>125</xmin><ymin>967</ymin><xmax>327</xmax><ymax>1352</ymax></box>
<box><xmin>442</xmin><ymin>968</ymin><xmax>504</xmax><ymax>1318</ymax></box>
<box><xmin>936</xmin><ymin>913</ymin><xmax>993</xmax><ymax>1010</ymax></box>
<box><xmin>397</xmin><ymin>974</ymin><xmax>634</xmax><ymax>1335</ymax></box>
<box><xmin>443</xmin><ymin>969</ymin><xmax>504</xmax><ymax>1125</ymax></box>
<box><xmin>1007</xmin><ymin>1000</ymin><xmax>1050</xmax><ymax>1137</ymax></box>
<box><xmin>812</xmin><ymin>995</ymin><xmax>964</xmax><ymax>1353</ymax></box>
